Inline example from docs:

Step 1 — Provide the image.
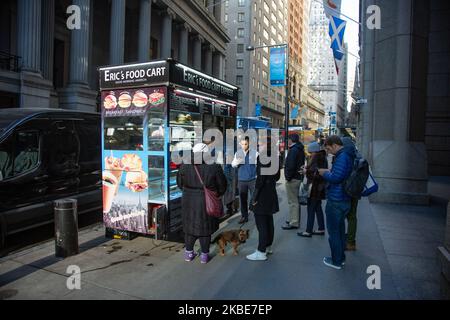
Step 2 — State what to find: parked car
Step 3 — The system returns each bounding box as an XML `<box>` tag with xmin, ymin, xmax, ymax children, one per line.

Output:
<box><xmin>0</xmin><ymin>108</ymin><xmax>102</xmax><ymax>250</ymax></box>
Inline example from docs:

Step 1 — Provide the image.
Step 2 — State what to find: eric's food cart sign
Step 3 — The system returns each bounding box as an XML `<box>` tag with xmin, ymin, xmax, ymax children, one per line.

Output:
<box><xmin>99</xmin><ymin>61</ymin><xmax>169</xmax><ymax>90</ymax></box>
<box><xmin>99</xmin><ymin>60</ymin><xmax>238</xmax><ymax>103</ymax></box>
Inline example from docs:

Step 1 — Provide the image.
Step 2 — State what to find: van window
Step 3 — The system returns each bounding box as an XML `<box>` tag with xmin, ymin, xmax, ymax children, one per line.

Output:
<box><xmin>0</xmin><ymin>130</ymin><xmax>40</xmax><ymax>181</ymax></box>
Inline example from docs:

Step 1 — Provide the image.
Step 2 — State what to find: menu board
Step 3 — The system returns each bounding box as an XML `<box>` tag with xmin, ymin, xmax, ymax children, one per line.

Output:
<box><xmin>169</xmin><ymin>92</ymin><xmax>199</xmax><ymax>113</ymax></box>
<box><xmin>101</xmin><ymin>87</ymin><xmax>166</xmax><ymax>117</ymax></box>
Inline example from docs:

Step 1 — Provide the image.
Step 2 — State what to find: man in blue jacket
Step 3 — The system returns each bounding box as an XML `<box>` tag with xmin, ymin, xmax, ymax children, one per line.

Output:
<box><xmin>283</xmin><ymin>134</ymin><xmax>305</xmax><ymax>230</ymax></box>
<box><xmin>232</xmin><ymin>137</ymin><xmax>258</xmax><ymax>224</ymax></box>
<box><xmin>319</xmin><ymin>135</ymin><xmax>354</xmax><ymax>270</ymax></box>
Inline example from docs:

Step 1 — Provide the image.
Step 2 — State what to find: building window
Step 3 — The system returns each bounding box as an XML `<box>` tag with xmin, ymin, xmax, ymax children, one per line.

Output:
<box><xmin>236</xmin><ymin>75</ymin><xmax>243</xmax><ymax>85</ymax></box>
<box><xmin>238</xmin><ymin>12</ymin><xmax>245</xmax><ymax>22</ymax></box>
<box><xmin>224</xmin><ymin>14</ymin><xmax>228</xmax><ymax>22</ymax></box>
<box><xmin>238</xmin><ymin>91</ymin><xmax>243</xmax><ymax>101</ymax></box>
<box><xmin>238</xmin><ymin>0</ymin><xmax>245</xmax><ymax>7</ymax></box>
<box><xmin>237</xmin><ymin>28</ymin><xmax>245</xmax><ymax>38</ymax></box>
<box><xmin>237</xmin><ymin>44</ymin><xmax>244</xmax><ymax>53</ymax></box>
<box><xmin>236</xmin><ymin>59</ymin><xmax>244</xmax><ymax>69</ymax></box>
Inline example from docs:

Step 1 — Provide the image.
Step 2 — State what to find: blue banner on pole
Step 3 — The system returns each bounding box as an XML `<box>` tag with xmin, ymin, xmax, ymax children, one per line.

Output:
<box><xmin>255</xmin><ymin>103</ymin><xmax>261</xmax><ymax>117</ymax></box>
<box><xmin>291</xmin><ymin>105</ymin><xmax>299</xmax><ymax>119</ymax></box>
<box><xmin>270</xmin><ymin>47</ymin><xmax>286</xmax><ymax>87</ymax></box>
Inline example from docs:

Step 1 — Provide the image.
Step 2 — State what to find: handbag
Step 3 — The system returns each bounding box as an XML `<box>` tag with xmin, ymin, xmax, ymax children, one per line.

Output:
<box><xmin>193</xmin><ymin>166</ymin><xmax>224</xmax><ymax>218</ymax></box>
<box><xmin>298</xmin><ymin>175</ymin><xmax>312</xmax><ymax>206</ymax></box>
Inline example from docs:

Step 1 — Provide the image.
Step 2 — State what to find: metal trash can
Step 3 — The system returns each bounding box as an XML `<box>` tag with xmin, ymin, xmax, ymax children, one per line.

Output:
<box><xmin>54</xmin><ymin>199</ymin><xmax>79</xmax><ymax>258</ymax></box>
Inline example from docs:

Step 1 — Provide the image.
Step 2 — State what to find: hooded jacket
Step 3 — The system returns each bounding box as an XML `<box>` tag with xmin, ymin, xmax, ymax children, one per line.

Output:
<box><xmin>323</xmin><ymin>146</ymin><xmax>354</xmax><ymax>201</ymax></box>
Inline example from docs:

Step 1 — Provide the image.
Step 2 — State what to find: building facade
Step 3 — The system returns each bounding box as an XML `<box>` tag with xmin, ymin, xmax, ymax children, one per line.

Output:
<box><xmin>224</xmin><ymin>0</ymin><xmax>288</xmax><ymax>128</ymax></box>
<box><xmin>307</xmin><ymin>0</ymin><xmax>339</xmax><ymax>130</ymax></box>
<box><xmin>0</xmin><ymin>0</ymin><xmax>229</xmax><ymax>111</ymax></box>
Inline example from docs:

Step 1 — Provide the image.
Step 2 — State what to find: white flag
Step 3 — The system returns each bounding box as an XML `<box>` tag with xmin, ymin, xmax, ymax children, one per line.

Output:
<box><xmin>323</xmin><ymin>0</ymin><xmax>342</xmax><ymax>18</ymax></box>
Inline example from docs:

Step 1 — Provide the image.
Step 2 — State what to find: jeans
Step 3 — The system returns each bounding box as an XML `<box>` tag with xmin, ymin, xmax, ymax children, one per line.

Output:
<box><xmin>346</xmin><ymin>198</ymin><xmax>359</xmax><ymax>244</ymax></box>
<box><xmin>306</xmin><ymin>199</ymin><xmax>325</xmax><ymax>234</ymax></box>
<box><xmin>254</xmin><ymin>214</ymin><xmax>274</xmax><ymax>253</ymax></box>
<box><xmin>238</xmin><ymin>180</ymin><xmax>256</xmax><ymax>219</ymax></box>
<box><xmin>185</xmin><ymin>234</ymin><xmax>211</xmax><ymax>254</ymax></box>
<box><xmin>325</xmin><ymin>200</ymin><xmax>351</xmax><ymax>265</ymax></box>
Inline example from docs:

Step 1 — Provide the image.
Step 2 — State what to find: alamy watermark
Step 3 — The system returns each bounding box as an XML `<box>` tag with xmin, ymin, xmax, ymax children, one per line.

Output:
<box><xmin>366</xmin><ymin>265</ymin><xmax>381</xmax><ymax>290</ymax></box>
<box><xmin>66</xmin><ymin>265</ymin><xmax>81</xmax><ymax>290</ymax></box>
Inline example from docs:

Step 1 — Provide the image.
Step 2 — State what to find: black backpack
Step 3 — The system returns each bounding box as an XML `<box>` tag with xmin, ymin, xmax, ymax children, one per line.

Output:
<box><xmin>343</xmin><ymin>157</ymin><xmax>370</xmax><ymax>199</ymax></box>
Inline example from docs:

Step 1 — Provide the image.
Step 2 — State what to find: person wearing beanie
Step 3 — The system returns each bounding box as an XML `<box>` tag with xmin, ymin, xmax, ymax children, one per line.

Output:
<box><xmin>177</xmin><ymin>143</ymin><xmax>228</xmax><ymax>264</ymax></box>
<box><xmin>282</xmin><ymin>133</ymin><xmax>305</xmax><ymax>230</ymax></box>
<box><xmin>298</xmin><ymin>142</ymin><xmax>328</xmax><ymax>238</ymax></box>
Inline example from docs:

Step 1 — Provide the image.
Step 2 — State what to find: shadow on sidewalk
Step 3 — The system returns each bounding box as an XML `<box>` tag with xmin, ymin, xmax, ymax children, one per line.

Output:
<box><xmin>0</xmin><ymin>235</ymin><xmax>108</xmax><ymax>287</ymax></box>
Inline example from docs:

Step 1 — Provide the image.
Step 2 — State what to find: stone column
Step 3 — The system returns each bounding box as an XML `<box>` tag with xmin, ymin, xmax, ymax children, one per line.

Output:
<box><xmin>41</xmin><ymin>0</ymin><xmax>55</xmax><ymax>81</ymax></box>
<box><xmin>110</xmin><ymin>0</ymin><xmax>126</xmax><ymax>65</ymax></box>
<box><xmin>204</xmin><ymin>44</ymin><xmax>214</xmax><ymax>75</ymax></box>
<box><xmin>17</xmin><ymin>0</ymin><xmax>53</xmax><ymax>109</ymax></box>
<box><xmin>192</xmin><ymin>35</ymin><xmax>204</xmax><ymax>70</ymax></box>
<box><xmin>59</xmin><ymin>0</ymin><xmax>97</xmax><ymax>112</ymax></box>
<box><xmin>213</xmin><ymin>0</ymin><xmax>222</xmax><ymax>23</ymax></box>
<box><xmin>360</xmin><ymin>0</ymin><xmax>429</xmax><ymax>205</ymax></box>
<box><xmin>17</xmin><ymin>0</ymin><xmax>42</xmax><ymax>73</ymax></box>
<box><xmin>178</xmin><ymin>23</ymin><xmax>191</xmax><ymax>64</ymax></box>
<box><xmin>138</xmin><ymin>0</ymin><xmax>152</xmax><ymax>62</ymax></box>
<box><xmin>212</xmin><ymin>52</ymin><xmax>224</xmax><ymax>80</ymax></box>
<box><xmin>161</xmin><ymin>8</ymin><xmax>175</xmax><ymax>59</ymax></box>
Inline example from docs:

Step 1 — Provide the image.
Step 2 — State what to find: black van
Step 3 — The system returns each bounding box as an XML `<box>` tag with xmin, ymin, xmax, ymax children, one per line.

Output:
<box><xmin>0</xmin><ymin>109</ymin><xmax>102</xmax><ymax>249</ymax></box>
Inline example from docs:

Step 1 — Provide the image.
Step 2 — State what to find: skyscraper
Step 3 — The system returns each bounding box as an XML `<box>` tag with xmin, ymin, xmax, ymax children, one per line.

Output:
<box><xmin>224</xmin><ymin>0</ymin><xmax>288</xmax><ymax>128</ymax></box>
<box><xmin>307</xmin><ymin>0</ymin><xmax>339</xmax><ymax>130</ymax></box>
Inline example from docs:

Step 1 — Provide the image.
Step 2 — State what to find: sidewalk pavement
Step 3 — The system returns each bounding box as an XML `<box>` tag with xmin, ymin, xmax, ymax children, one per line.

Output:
<box><xmin>0</xmin><ymin>181</ymin><xmax>446</xmax><ymax>300</ymax></box>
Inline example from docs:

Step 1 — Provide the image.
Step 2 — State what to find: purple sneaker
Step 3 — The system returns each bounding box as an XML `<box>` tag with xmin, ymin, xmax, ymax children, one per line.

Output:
<box><xmin>200</xmin><ymin>253</ymin><xmax>210</xmax><ymax>264</ymax></box>
<box><xmin>184</xmin><ymin>250</ymin><xmax>197</xmax><ymax>262</ymax></box>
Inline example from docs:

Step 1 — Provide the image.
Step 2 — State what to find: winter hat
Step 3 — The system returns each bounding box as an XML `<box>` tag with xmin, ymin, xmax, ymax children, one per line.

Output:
<box><xmin>308</xmin><ymin>142</ymin><xmax>321</xmax><ymax>153</ymax></box>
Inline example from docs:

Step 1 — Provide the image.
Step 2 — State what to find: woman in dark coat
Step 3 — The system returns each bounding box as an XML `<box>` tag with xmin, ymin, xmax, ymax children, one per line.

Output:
<box><xmin>176</xmin><ymin>143</ymin><xmax>227</xmax><ymax>264</ymax></box>
<box><xmin>298</xmin><ymin>142</ymin><xmax>328</xmax><ymax>237</ymax></box>
<box><xmin>246</xmin><ymin>136</ymin><xmax>281</xmax><ymax>261</ymax></box>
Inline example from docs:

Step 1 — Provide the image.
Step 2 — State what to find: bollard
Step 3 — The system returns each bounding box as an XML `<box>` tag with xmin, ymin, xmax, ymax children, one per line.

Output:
<box><xmin>54</xmin><ymin>199</ymin><xmax>79</xmax><ymax>258</ymax></box>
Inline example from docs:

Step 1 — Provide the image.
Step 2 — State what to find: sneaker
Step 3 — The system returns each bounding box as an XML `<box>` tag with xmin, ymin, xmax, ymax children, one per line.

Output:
<box><xmin>346</xmin><ymin>242</ymin><xmax>356</xmax><ymax>251</ymax></box>
<box><xmin>200</xmin><ymin>252</ymin><xmax>210</xmax><ymax>264</ymax></box>
<box><xmin>297</xmin><ymin>231</ymin><xmax>312</xmax><ymax>238</ymax></box>
<box><xmin>184</xmin><ymin>250</ymin><xmax>197</xmax><ymax>262</ymax></box>
<box><xmin>246</xmin><ymin>250</ymin><xmax>268</xmax><ymax>261</ymax></box>
<box><xmin>323</xmin><ymin>257</ymin><xmax>343</xmax><ymax>270</ymax></box>
<box><xmin>281</xmin><ymin>223</ymin><xmax>299</xmax><ymax>230</ymax></box>
<box><xmin>266</xmin><ymin>246</ymin><xmax>273</xmax><ymax>255</ymax></box>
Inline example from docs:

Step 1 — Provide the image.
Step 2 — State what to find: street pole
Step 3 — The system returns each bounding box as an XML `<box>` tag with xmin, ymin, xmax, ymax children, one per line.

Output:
<box><xmin>284</xmin><ymin>44</ymin><xmax>289</xmax><ymax>160</ymax></box>
<box><xmin>246</xmin><ymin>43</ymin><xmax>289</xmax><ymax>158</ymax></box>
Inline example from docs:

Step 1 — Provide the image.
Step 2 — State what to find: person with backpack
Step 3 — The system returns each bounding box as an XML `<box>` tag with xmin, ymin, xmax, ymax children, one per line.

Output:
<box><xmin>342</xmin><ymin>137</ymin><xmax>360</xmax><ymax>251</ymax></box>
<box><xmin>282</xmin><ymin>134</ymin><xmax>305</xmax><ymax>230</ymax></box>
<box><xmin>298</xmin><ymin>142</ymin><xmax>327</xmax><ymax>238</ymax></box>
<box><xmin>318</xmin><ymin>135</ymin><xmax>355</xmax><ymax>270</ymax></box>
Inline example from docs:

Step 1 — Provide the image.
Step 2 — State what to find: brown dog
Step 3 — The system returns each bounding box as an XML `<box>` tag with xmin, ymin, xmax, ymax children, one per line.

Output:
<box><xmin>212</xmin><ymin>229</ymin><xmax>250</xmax><ymax>256</ymax></box>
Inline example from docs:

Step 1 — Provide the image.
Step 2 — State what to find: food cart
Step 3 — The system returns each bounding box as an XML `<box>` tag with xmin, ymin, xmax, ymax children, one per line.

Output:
<box><xmin>99</xmin><ymin>59</ymin><xmax>239</xmax><ymax>241</ymax></box>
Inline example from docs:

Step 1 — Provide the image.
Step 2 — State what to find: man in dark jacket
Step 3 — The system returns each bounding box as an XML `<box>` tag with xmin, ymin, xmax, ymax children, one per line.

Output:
<box><xmin>319</xmin><ymin>135</ymin><xmax>354</xmax><ymax>270</ymax></box>
<box><xmin>282</xmin><ymin>133</ymin><xmax>305</xmax><ymax>230</ymax></box>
